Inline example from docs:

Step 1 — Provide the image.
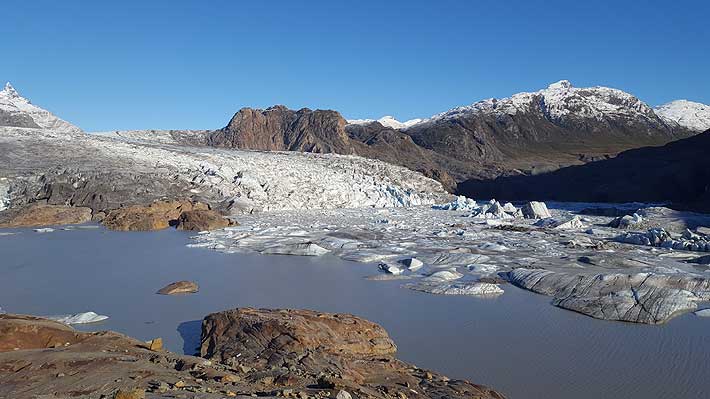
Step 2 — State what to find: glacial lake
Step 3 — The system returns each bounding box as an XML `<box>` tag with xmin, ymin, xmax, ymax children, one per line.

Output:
<box><xmin>1</xmin><ymin>226</ymin><xmax>709</xmax><ymax>399</ymax></box>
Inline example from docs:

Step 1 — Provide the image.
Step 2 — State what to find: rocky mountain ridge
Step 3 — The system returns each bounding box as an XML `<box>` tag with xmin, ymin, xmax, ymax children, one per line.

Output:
<box><xmin>2</xmin><ymin>81</ymin><xmax>707</xmax><ymax>199</ymax></box>
<box><xmin>207</xmin><ymin>81</ymin><xmax>702</xmax><ymax>187</ymax></box>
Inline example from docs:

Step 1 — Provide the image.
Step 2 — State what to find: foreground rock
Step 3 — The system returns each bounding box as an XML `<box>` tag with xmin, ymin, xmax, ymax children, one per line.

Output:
<box><xmin>157</xmin><ymin>281</ymin><xmax>199</xmax><ymax>295</ymax></box>
<box><xmin>0</xmin><ymin>203</ymin><xmax>92</xmax><ymax>227</ymax></box>
<box><xmin>0</xmin><ymin>314</ymin><xmax>248</xmax><ymax>398</ymax></box>
<box><xmin>505</xmin><ymin>268</ymin><xmax>710</xmax><ymax>324</ymax></box>
<box><xmin>102</xmin><ymin>200</ymin><xmax>208</xmax><ymax>231</ymax></box>
<box><xmin>201</xmin><ymin>308</ymin><xmax>504</xmax><ymax>399</ymax></box>
<box><xmin>176</xmin><ymin>209</ymin><xmax>234</xmax><ymax>231</ymax></box>
<box><xmin>0</xmin><ymin>311</ymin><xmax>504</xmax><ymax>399</ymax></box>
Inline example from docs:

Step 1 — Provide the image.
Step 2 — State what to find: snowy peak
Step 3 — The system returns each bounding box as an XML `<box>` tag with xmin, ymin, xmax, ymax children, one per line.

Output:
<box><xmin>2</xmin><ymin>82</ymin><xmax>20</xmax><ymax>98</ymax></box>
<box><xmin>421</xmin><ymin>80</ymin><xmax>659</xmax><ymax>126</ymax></box>
<box><xmin>347</xmin><ymin>115</ymin><xmax>423</xmax><ymax>130</ymax></box>
<box><xmin>547</xmin><ymin>80</ymin><xmax>573</xmax><ymax>90</ymax></box>
<box><xmin>0</xmin><ymin>82</ymin><xmax>82</xmax><ymax>133</ymax></box>
<box><xmin>654</xmin><ymin>100</ymin><xmax>710</xmax><ymax>132</ymax></box>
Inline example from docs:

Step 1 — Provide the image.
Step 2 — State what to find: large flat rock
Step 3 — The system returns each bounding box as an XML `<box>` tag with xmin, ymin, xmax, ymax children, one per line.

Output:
<box><xmin>201</xmin><ymin>308</ymin><xmax>505</xmax><ymax>399</ymax></box>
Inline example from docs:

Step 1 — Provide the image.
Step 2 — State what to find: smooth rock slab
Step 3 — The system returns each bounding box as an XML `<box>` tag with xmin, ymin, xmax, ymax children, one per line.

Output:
<box><xmin>157</xmin><ymin>280</ymin><xmax>199</xmax><ymax>295</ymax></box>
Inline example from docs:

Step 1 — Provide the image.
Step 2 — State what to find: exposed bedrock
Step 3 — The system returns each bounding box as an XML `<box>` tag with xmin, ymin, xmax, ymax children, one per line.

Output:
<box><xmin>0</xmin><ymin>203</ymin><xmax>92</xmax><ymax>227</ymax></box>
<box><xmin>176</xmin><ymin>209</ymin><xmax>235</xmax><ymax>231</ymax></box>
<box><xmin>0</xmin><ymin>314</ymin><xmax>249</xmax><ymax>398</ymax></box>
<box><xmin>0</xmin><ymin>311</ymin><xmax>505</xmax><ymax>399</ymax></box>
<box><xmin>505</xmin><ymin>268</ymin><xmax>710</xmax><ymax>324</ymax></box>
<box><xmin>201</xmin><ymin>308</ymin><xmax>505</xmax><ymax>399</ymax></box>
<box><xmin>101</xmin><ymin>200</ymin><xmax>209</xmax><ymax>231</ymax></box>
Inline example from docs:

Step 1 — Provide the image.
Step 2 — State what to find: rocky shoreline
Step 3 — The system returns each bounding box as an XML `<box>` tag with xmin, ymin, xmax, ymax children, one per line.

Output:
<box><xmin>0</xmin><ymin>309</ymin><xmax>504</xmax><ymax>399</ymax></box>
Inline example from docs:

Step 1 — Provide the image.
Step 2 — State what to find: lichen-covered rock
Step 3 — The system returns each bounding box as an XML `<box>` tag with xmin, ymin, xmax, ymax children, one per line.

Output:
<box><xmin>505</xmin><ymin>268</ymin><xmax>710</xmax><ymax>324</ymax></box>
<box><xmin>0</xmin><ymin>204</ymin><xmax>92</xmax><ymax>227</ymax></box>
<box><xmin>102</xmin><ymin>200</ymin><xmax>208</xmax><ymax>231</ymax></box>
<box><xmin>200</xmin><ymin>308</ymin><xmax>504</xmax><ymax>399</ymax></box>
<box><xmin>176</xmin><ymin>209</ymin><xmax>233</xmax><ymax>231</ymax></box>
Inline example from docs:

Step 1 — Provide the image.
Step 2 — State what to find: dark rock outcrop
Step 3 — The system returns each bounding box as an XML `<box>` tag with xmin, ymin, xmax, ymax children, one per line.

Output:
<box><xmin>208</xmin><ymin>106</ymin><xmax>354</xmax><ymax>154</ymax></box>
<box><xmin>200</xmin><ymin>307</ymin><xmax>504</xmax><ymax>399</ymax></box>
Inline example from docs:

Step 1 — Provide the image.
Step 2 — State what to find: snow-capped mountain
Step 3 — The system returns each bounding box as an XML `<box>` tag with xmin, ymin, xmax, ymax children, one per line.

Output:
<box><xmin>403</xmin><ymin>80</ymin><xmax>694</xmax><ymax>180</ymax></box>
<box><xmin>0</xmin><ymin>82</ymin><xmax>82</xmax><ymax>133</ymax></box>
<box><xmin>654</xmin><ymin>100</ymin><xmax>710</xmax><ymax>132</ymax></box>
<box><xmin>347</xmin><ymin>115</ymin><xmax>423</xmax><ymax>130</ymax></box>
<box><xmin>419</xmin><ymin>80</ymin><xmax>661</xmax><ymax>127</ymax></box>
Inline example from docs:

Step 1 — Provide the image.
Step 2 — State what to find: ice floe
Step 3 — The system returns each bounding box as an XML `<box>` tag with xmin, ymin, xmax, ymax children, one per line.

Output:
<box><xmin>47</xmin><ymin>311</ymin><xmax>109</xmax><ymax>325</ymax></box>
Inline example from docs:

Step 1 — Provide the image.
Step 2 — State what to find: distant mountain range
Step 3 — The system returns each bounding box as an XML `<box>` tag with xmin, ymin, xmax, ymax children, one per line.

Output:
<box><xmin>206</xmin><ymin>80</ymin><xmax>704</xmax><ymax>187</ymax></box>
<box><xmin>2</xmin><ymin>80</ymin><xmax>709</xmax><ymax>209</ymax></box>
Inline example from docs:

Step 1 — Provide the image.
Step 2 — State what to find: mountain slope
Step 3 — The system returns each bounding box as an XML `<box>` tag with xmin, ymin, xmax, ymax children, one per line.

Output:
<box><xmin>0</xmin><ymin>83</ymin><xmax>82</xmax><ymax>133</ymax></box>
<box><xmin>404</xmin><ymin>80</ymin><xmax>694</xmax><ymax>179</ymax></box>
<box><xmin>655</xmin><ymin>100</ymin><xmax>710</xmax><ymax>132</ymax></box>
<box><xmin>458</xmin><ymin>130</ymin><xmax>710</xmax><ymax>213</ymax></box>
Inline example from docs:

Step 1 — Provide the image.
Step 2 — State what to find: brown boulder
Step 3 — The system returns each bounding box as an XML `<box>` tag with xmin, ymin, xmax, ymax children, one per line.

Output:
<box><xmin>102</xmin><ymin>200</ymin><xmax>208</xmax><ymax>231</ymax></box>
<box><xmin>0</xmin><ymin>204</ymin><xmax>92</xmax><ymax>228</ymax></box>
<box><xmin>176</xmin><ymin>209</ymin><xmax>234</xmax><ymax>231</ymax></box>
<box><xmin>157</xmin><ymin>281</ymin><xmax>199</xmax><ymax>295</ymax></box>
<box><xmin>201</xmin><ymin>308</ymin><xmax>505</xmax><ymax>399</ymax></box>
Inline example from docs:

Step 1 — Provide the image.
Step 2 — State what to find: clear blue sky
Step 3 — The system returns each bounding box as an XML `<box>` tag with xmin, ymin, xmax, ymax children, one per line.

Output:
<box><xmin>2</xmin><ymin>0</ymin><xmax>708</xmax><ymax>131</ymax></box>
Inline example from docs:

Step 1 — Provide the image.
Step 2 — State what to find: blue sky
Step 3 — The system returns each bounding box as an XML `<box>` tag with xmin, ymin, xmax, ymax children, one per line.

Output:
<box><xmin>2</xmin><ymin>0</ymin><xmax>708</xmax><ymax>131</ymax></box>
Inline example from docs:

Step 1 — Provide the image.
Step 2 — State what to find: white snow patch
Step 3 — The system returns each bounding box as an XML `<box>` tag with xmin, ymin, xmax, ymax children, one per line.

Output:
<box><xmin>347</xmin><ymin>115</ymin><xmax>424</xmax><ymax>130</ymax></box>
<box><xmin>655</xmin><ymin>100</ymin><xmax>710</xmax><ymax>132</ymax></box>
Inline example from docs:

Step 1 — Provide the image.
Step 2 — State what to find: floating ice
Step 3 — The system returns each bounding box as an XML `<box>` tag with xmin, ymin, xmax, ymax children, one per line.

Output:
<box><xmin>48</xmin><ymin>311</ymin><xmax>109</xmax><ymax>325</ymax></box>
